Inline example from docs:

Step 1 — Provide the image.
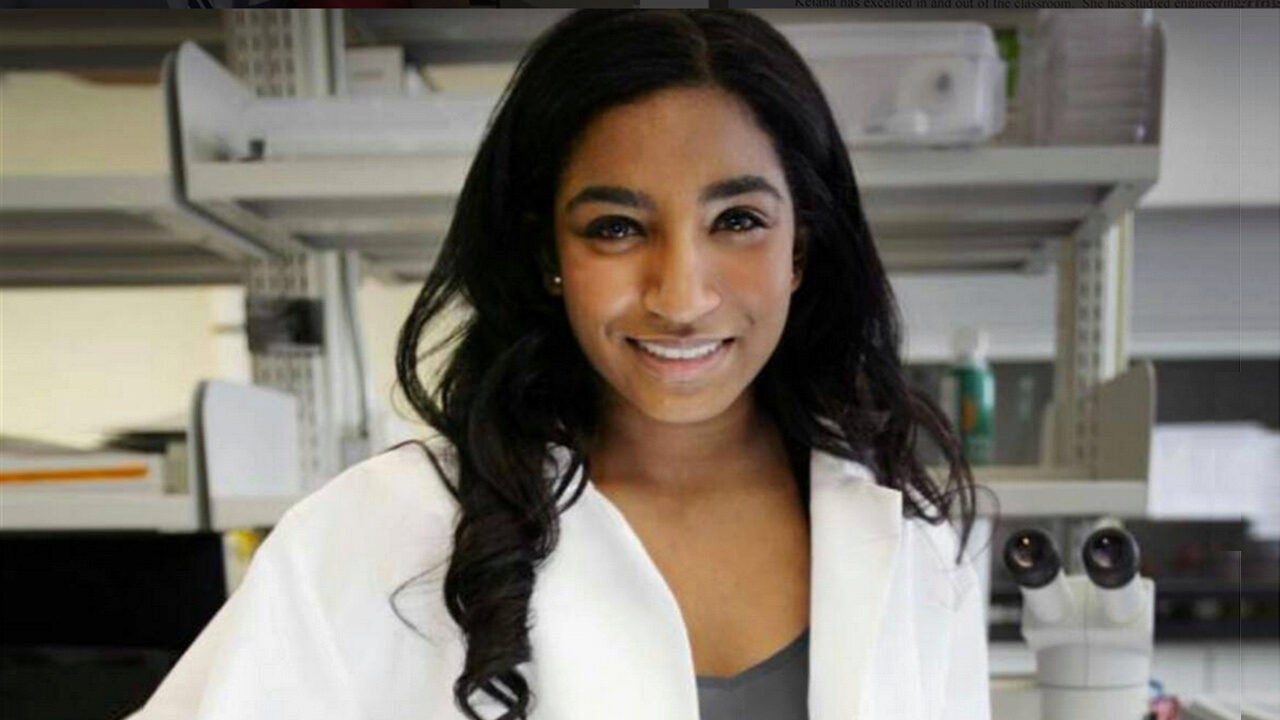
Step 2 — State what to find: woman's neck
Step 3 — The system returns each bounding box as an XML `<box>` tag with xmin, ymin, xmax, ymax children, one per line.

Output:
<box><xmin>586</xmin><ymin>390</ymin><xmax>793</xmax><ymax>496</ymax></box>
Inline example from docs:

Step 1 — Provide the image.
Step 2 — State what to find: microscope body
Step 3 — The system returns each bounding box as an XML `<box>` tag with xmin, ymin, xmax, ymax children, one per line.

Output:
<box><xmin>1020</xmin><ymin>574</ymin><xmax>1155</xmax><ymax>720</ymax></box>
<box><xmin>1004</xmin><ymin>526</ymin><xmax>1156</xmax><ymax>720</ymax></box>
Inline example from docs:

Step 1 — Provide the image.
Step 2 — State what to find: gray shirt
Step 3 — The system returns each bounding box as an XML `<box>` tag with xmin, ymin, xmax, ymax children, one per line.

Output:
<box><xmin>695</xmin><ymin>628</ymin><xmax>809</xmax><ymax>720</ymax></box>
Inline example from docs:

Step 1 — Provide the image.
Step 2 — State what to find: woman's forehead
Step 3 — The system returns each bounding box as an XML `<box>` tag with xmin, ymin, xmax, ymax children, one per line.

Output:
<box><xmin>556</xmin><ymin>86</ymin><xmax>787</xmax><ymax>206</ymax></box>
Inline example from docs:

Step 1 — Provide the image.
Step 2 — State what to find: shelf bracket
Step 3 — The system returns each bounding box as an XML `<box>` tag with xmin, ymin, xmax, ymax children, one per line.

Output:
<box><xmin>1049</xmin><ymin>211</ymin><xmax>1138</xmax><ymax>476</ymax></box>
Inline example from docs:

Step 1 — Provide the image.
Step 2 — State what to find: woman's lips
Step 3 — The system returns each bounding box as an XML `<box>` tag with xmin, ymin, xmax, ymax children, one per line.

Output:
<box><xmin>626</xmin><ymin>337</ymin><xmax>734</xmax><ymax>382</ymax></box>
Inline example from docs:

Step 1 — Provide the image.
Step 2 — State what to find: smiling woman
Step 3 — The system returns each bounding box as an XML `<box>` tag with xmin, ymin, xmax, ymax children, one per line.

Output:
<box><xmin>129</xmin><ymin>10</ymin><xmax>987</xmax><ymax>720</ymax></box>
<box><xmin>554</xmin><ymin>86</ymin><xmax>801</xmax><ymax>430</ymax></box>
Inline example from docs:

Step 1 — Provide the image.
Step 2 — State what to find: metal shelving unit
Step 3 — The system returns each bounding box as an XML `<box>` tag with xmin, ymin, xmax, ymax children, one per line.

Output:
<box><xmin>0</xmin><ymin>9</ymin><xmax>1164</xmax><ymax>529</ymax></box>
<box><xmin>167</xmin><ymin>31</ymin><xmax>1160</xmax><ymax>520</ymax></box>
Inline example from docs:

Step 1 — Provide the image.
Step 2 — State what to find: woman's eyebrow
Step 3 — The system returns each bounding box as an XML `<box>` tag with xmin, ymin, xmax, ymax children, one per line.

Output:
<box><xmin>699</xmin><ymin>175</ymin><xmax>783</xmax><ymax>205</ymax></box>
<box><xmin>563</xmin><ymin>174</ymin><xmax>782</xmax><ymax>214</ymax></box>
<box><xmin>564</xmin><ymin>186</ymin><xmax>655</xmax><ymax>214</ymax></box>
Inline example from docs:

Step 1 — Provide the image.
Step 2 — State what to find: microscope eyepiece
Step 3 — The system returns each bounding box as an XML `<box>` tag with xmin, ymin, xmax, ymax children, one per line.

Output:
<box><xmin>1002</xmin><ymin>528</ymin><xmax>1061</xmax><ymax>589</ymax></box>
<box><xmin>1082</xmin><ymin>527</ymin><xmax>1140</xmax><ymax>589</ymax></box>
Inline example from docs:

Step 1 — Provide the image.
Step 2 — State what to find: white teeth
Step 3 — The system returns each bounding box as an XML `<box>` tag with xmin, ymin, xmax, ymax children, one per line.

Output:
<box><xmin>635</xmin><ymin>340</ymin><xmax>724</xmax><ymax>360</ymax></box>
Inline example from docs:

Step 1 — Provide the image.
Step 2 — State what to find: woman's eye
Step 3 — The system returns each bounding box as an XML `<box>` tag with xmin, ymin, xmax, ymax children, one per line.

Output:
<box><xmin>586</xmin><ymin>217</ymin><xmax>639</xmax><ymax>240</ymax></box>
<box><xmin>717</xmin><ymin>209</ymin><xmax>765</xmax><ymax>233</ymax></box>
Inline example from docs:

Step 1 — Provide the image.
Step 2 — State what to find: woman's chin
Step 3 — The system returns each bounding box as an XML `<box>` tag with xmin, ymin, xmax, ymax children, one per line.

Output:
<box><xmin>626</xmin><ymin>388</ymin><xmax>746</xmax><ymax>426</ymax></box>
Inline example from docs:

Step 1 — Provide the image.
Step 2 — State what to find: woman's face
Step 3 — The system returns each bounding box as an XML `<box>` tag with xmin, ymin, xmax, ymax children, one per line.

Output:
<box><xmin>553</xmin><ymin>85</ymin><xmax>801</xmax><ymax>426</ymax></box>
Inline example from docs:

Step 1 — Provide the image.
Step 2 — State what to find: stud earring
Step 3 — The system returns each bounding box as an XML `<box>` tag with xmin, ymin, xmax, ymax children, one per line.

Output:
<box><xmin>548</xmin><ymin>274</ymin><xmax>563</xmax><ymax>295</ymax></box>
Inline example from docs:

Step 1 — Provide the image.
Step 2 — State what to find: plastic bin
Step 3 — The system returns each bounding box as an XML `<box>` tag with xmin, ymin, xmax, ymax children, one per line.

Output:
<box><xmin>778</xmin><ymin>22</ymin><xmax>1006</xmax><ymax>148</ymax></box>
<box><xmin>1022</xmin><ymin>10</ymin><xmax>1163</xmax><ymax>145</ymax></box>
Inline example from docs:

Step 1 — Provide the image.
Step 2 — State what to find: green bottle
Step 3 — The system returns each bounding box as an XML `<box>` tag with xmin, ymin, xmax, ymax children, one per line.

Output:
<box><xmin>940</xmin><ymin>327</ymin><xmax>995</xmax><ymax>466</ymax></box>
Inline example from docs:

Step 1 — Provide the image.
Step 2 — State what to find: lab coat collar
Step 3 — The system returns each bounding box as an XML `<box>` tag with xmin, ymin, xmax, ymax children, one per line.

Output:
<box><xmin>528</xmin><ymin>443</ymin><xmax>903</xmax><ymax>720</ymax></box>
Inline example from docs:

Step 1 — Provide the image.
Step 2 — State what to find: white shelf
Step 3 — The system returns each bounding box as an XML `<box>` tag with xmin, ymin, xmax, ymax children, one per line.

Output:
<box><xmin>0</xmin><ymin>491</ymin><xmax>199</xmax><ymax>532</ymax></box>
<box><xmin>0</xmin><ymin>490</ymin><xmax>306</xmax><ymax>532</ymax></box>
<box><xmin>980</xmin><ymin>478</ymin><xmax>1149</xmax><ymax>518</ymax></box>
<box><xmin>186</xmin><ymin>146</ymin><xmax>1157</xmax><ymax>199</ymax></box>
<box><xmin>0</xmin><ymin>173</ymin><xmax>272</xmax><ymax>287</ymax></box>
<box><xmin>932</xmin><ymin>463</ymin><xmax>1150</xmax><ymax>518</ymax></box>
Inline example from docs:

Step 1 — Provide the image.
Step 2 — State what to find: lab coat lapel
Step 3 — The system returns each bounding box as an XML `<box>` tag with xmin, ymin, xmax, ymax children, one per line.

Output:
<box><xmin>808</xmin><ymin>447</ymin><xmax>904</xmax><ymax>720</ymax></box>
<box><xmin>528</xmin><ymin>451</ymin><xmax>698</xmax><ymax>720</ymax></box>
<box><xmin>527</xmin><ymin>445</ymin><xmax>902</xmax><ymax>720</ymax></box>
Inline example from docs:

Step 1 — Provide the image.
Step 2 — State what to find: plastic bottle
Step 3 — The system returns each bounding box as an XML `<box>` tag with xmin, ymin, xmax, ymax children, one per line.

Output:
<box><xmin>940</xmin><ymin>326</ymin><xmax>996</xmax><ymax>465</ymax></box>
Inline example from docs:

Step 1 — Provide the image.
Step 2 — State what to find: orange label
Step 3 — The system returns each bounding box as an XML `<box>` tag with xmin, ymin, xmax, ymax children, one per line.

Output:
<box><xmin>0</xmin><ymin>465</ymin><xmax>151</xmax><ymax>483</ymax></box>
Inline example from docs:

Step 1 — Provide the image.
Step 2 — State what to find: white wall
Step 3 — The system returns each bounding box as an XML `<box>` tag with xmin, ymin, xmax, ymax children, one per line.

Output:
<box><xmin>1129</xmin><ymin>208</ymin><xmax>1280</xmax><ymax>359</ymax></box>
<box><xmin>350</xmin><ymin>277</ymin><xmax>430</xmax><ymax>438</ymax></box>
<box><xmin>1143</xmin><ymin>10</ymin><xmax>1280</xmax><ymax>208</ymax></box>
<box><xmin>0</xmin><ymin>71</ymin><xmax>167</xmax><ymax>176</ymax></box>
<box><xmin>0</xmin><ymin>286</ymin><xmax>225</xmax><ymax>448</ymax></box>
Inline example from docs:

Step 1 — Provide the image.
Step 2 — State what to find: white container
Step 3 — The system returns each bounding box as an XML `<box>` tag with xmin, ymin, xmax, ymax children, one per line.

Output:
<box><xmin>245</xmin><ymin>94</ymin><xmax>499</xmax><ymax>160</ymax></box>
<box><xmin>1025</xmin><ymin>10</ymin><xmax>1162</xmax><ymax>146</ymax></box>
<box><xmin>345</xmin><ymin>46</ymin><xmax>405</xmax><ymax>96</ymax></box>
<box><xmin>778</xmin><ymin>22</ymin><xmax>1006</xmax><ymax>147</ymax></box>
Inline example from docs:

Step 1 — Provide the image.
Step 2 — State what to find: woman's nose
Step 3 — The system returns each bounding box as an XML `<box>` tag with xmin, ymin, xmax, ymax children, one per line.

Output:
<box><xmin>641</xmin><ymin>234</ymin><xmax>721</xmax><ymax>325</ymax></box>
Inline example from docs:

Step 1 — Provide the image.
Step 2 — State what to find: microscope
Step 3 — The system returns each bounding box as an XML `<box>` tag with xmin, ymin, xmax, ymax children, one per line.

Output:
<box><xmin>1002</xmin><ymin>525</ymin><xmax>1156</xmax><ymax>720</ymax></box>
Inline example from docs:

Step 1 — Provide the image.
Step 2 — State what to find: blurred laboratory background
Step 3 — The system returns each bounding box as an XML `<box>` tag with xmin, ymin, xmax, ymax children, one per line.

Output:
<box><xmin>1</xmin><ymin>8</ymin><xmax>1277</xmax><ymax>720</ymax></box>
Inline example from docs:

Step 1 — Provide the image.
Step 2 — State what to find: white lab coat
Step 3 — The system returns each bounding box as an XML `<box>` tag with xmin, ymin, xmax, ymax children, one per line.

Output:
<box><xmin>129</xmin><ymin>439</ymin><xmax>991</xmax><ymax>720</ymax></box>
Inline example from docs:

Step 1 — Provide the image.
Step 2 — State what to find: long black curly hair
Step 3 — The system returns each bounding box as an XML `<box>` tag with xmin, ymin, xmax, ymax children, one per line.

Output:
<box><xmin>394</xmin><ymin>9</ymin><xmax>977</xmax><ymax>719</ymax></box>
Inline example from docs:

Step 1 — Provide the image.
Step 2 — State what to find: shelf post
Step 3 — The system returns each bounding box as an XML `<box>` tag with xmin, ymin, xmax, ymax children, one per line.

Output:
<box><xmin>227</xmin><ymin>10</ymin><xmax>370</xmax><ymax>491</ymax></box>
<box><xmin>1050</xmin><ymin>211</ymin><xmax>1136</xmax><ymax>477</ymax></box>
<box><xmin>224</xmin><ymin>9</ymin><xmax>337</xmax><ymax>99</ymax></box>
